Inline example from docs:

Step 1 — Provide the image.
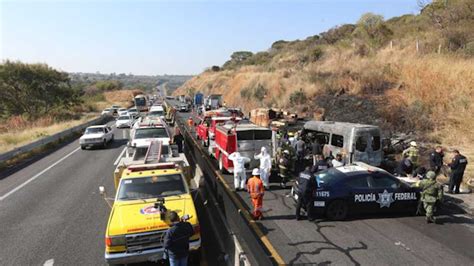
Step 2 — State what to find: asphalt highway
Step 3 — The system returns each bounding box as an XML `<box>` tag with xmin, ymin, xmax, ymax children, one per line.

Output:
<box><xmin>0</xmin><ymin>122</ymin><xmax>217</xmax><ymax>266</ymax></box>
<box><xmin>173</xmin><ymin>104</ymin><xmax>474</xmax><ymax>266</ymax></box>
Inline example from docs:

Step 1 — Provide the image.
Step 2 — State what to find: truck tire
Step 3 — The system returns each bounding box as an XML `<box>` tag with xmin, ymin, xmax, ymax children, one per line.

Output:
<box><xmin>326</xmin><ymin>200</ymin><xmax>348</xmax><ymax>220</ymax></box>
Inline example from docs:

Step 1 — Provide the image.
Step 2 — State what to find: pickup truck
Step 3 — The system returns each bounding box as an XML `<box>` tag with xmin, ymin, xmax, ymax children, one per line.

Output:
<box><xmin>79</xmin><ymin>125</ymin><xmax>114</xmax><ymax>149</ymax></box>
<box><xmin>102</xmin><ymin>142</ymin><xmax>200</xmax><ymax>264</ymax></box>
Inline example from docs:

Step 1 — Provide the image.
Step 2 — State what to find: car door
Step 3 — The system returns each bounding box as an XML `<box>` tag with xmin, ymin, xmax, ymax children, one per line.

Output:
<box><xmin>367</xmin><ymin>172</ymin><xmax>405</xmax><ymax>213</ymax></box>
<box><xmin>345</xmin><ymin>175</ymin><xmax>377</xmax><ymax>214</ymax></box>
<box><xmin>107</xmin><ymin>126</ymin><xmax>113</xmax><ymax>141</ymax></box>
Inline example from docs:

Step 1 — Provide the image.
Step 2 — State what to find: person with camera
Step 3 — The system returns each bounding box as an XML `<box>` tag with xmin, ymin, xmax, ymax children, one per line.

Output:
<box><xmin>164</xmin><ymin>211</ymin><xmax>194</xmax><ymax>266</ymax></box>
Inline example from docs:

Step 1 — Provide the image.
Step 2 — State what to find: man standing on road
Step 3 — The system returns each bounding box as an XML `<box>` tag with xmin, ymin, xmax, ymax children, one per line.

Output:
<box><xmin>278</xmin><ymin>150</ymin><xmax>291</xmax><ymax>188</ymax></box>
<box><xmin>164</xmin><ymin>211</ymin><xmax>194</xmax><ymax>266</ymax></box>
<box><xmin>296</xmin><ymin>166</ymin><xmax>317</xmax><ymax>221</ymax></box>
<box><xmin>254</xmin><ymin>147</ymin><xmax>272</xmax><ymax>190</ymax></box>
<box><xmin>312</xmin><ymin>154</ymin><xmax>329</xmax><ymax>174</ymax></box>
<box><xmin>430</xmin><ymin>146</ymin><xmax>444</xmax><ymax>175</ymax></box>
<box><xmin>447</xmin><ymin>150</ymin><xmax>468</xmax><ymax>194</ymax></box>
<box><xmin>173</xmin><ymin>128</ymin><xmax>184</xmax><ymax>153</ymax></box>
<box><xmin>295</xmin><ymin>137</ymin><xmax>305</xmax><ymax>162</ymax></box>
<box><xmin>228</xmin><ymin>152</ymin><xmax>251</xmax><ymax>191</ymax></box>
<box><xmin>312</xmin><ymin>139</ymin><xmax>322</xmax><ymax>165</ymax></box>
<box><xmin>247</xmin><ymin>168</ymin><xmax>265</xmax><ymax>220</ymax></box>
<box><xmin>413</xmin><ymin>171</ymin><xmax>443</xmax><ymax>223</ymax></box>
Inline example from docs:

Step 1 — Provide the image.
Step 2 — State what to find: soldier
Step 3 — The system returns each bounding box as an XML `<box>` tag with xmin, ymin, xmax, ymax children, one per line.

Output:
<box><xmin>278</xmin><ymin>150</ymin><xmax>291</xmax><ymax>188</ymax></box>
<box><xmin>447</xmin><ymin>150</ymin><xmax>468</xmax><ymax>194</ymax></box>
<box><xmin>413</xmin><ymin>171</ymin><xmax>443</xmax><ymax>223</ymax></box>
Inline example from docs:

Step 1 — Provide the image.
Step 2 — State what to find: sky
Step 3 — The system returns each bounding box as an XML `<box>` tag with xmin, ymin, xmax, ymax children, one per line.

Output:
<box><xmin>1</xmin><ymin>0</ymin><xmax>421</xmax><ymax>75</ymax></box>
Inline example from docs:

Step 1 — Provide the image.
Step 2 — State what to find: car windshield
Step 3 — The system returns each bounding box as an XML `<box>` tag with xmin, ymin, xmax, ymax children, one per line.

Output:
<box><xmin>135</xmin><ymin>128</ymin><xmax>168</xmax><ymax>139</ymax></box>
<box><xmin>149</xmin><ymin>111</ymin><xmax>164</xmax><ymax>116</ymax></box>
<box><xmin>129</xmin><ymin>108</ymin><xmax>137</xmax><ymax>112</ymax></box>
<box><xmin>118</xmin><ymin>116</ymin><xmax>130</xmax><ymax>120</ymax></box>
<box><xmin>85</xmin><ymin>127</ymin><xmax>104</xmax><ymax>134</ymax></box>
<box><xmin>104</xmin><ymin>108</ymin><xmax>111</xmax><ymax>111</ymax></box>
<box><xmin>117</xmin><ymin>174</ymin><xmax>187</xmax><ymax>200</ymax></box>
<box><xmin>314</xmin><ymin>168</ymin><xmax>345</xmax><ymax>186</ymax></box>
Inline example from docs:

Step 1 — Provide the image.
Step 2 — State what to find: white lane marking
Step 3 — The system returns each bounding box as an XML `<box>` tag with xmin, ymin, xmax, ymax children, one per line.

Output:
<box><xmin>0</xmin><ymin>147</ymin><xmax>81</xmax><ymax>201</ymax></box>
<box><xmin>113</xmin><ymin>147</ymin><xmax>127</xmax><ymax>166</ymax></box>
<box><xmin>43</xmin><ymin>258</ymin><xmax>54</xmax><ymax>266</ymax></box>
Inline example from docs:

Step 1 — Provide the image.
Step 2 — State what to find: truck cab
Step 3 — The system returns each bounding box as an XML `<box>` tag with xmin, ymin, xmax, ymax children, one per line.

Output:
<box><xmin>214</xmin><ymin>122</ymin><xmax>272</xmax><ymax>173</ymax></box>
<box><xmin>104</xmin><ymin>142</ymin><xmax>199</xmax><ymax>265</ymax></box>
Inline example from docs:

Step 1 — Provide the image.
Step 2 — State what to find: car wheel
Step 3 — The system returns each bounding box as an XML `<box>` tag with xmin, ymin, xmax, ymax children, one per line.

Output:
<box><xmin>81</xmin><ymin>145</ymin><xmax>86</xmax><ymax>150</ymax></box>
<box><xmin>326</xmin><ymin>200</ymin><xmax>348</xmax><ymax>220</ymax></box>
<box><xmin>102</xmin><ymin>139</ymin><xmax>107</xmax><ymax>148</ymax></box>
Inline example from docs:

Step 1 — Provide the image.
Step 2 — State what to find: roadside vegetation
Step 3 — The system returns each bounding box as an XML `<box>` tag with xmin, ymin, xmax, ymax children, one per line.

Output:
<box><xmin>0</xmin><ymin>61</ymin><xmax>142</xmax><ymax>153</ymax></box>
<box><xmin>176</xmin><ymin>0</ymin><xmax>474</xmax><ymax>181</ymax></box>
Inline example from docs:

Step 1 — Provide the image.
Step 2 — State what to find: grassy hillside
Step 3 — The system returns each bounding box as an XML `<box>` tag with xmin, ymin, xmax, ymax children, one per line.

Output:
<box><xmin>176</xmin><ymin>0</ymin><xmax>474</xmax><ymax>182</ymax></box>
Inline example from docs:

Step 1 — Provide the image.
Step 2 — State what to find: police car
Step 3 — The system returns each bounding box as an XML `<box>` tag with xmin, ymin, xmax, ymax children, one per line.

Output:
<box><xmin>290</xmin><ymin>162</ymin><xmax>421</xmax><ymax>220</ymax></box>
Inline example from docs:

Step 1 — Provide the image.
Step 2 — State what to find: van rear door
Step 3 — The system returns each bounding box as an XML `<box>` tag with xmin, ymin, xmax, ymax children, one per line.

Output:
<box><xmin>353</xmin><ymin>128</ymin><xmax>382</xmax><ymax>166</ymax></box>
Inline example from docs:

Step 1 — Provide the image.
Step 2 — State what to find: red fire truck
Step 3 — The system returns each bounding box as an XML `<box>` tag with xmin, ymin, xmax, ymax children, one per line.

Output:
<box><xmin>214</xmin><ymin>122</ymin><xmax>273</xmax><ymax>173</ymax></box>
<box><xmin>195</xmin><ymin>109</ymin><xmax>239</xmax><ymax>146</ymax></box>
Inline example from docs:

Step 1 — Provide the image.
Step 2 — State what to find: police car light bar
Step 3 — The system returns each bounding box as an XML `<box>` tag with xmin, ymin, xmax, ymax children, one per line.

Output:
<box><xmin>127</xmin><ymin>163</ymin><xmax>177</xmax><ymax>172</ymax></box>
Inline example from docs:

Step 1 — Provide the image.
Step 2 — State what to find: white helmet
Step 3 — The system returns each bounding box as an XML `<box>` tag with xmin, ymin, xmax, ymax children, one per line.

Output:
<box><xmin>252</xmin><ymin>168</ymin><xmax>260</xmax><ymax>176</ymax></box>
<box><xmin>410</xmin><ymin>141</ymin><xmax>417</xmax><ymax>147</ymax></box>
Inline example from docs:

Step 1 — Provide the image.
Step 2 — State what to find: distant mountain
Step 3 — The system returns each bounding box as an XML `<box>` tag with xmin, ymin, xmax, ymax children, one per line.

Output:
<box><xmin>69</xmin><ymin>72</ymin><xmax>192</xmax><ymax>93</ymax></box>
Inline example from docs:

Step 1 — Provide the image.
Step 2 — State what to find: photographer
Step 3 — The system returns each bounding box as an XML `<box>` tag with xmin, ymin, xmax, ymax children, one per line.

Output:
<box><xmin>164</xmin><ymin>211</ymin><xmax>194</xmax><ymax>266</ymax></box>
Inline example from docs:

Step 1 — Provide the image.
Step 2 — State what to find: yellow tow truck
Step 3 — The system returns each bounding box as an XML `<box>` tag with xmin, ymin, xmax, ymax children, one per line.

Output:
<box><xmin>100</xmin><ymin>141</ymin><xmax>200</xmax><ymax>265</ymax></box>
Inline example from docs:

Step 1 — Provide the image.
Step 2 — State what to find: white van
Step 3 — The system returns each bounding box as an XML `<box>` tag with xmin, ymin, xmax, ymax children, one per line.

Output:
<box><xmin>301</xmin><ymin>121</ymin><xmax>383</xmax><ymax>166</ymax></box>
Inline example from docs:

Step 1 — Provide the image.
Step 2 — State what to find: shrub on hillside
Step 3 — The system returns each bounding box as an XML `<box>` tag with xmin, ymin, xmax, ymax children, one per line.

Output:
<box><xmin>353</xmin><ymin>13</ymin><xmax>393</xmax><ymax>48</ymax></box>
<box><xmin>289</xmin><ymin>89</ymin><xmax>307</xmax><ymax>105</ymax></box>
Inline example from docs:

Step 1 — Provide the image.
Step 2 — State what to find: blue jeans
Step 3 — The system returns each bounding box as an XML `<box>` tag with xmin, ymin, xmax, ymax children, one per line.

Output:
<box><xmin>169</xmin><ymin>256</ymin><xmax>188</xmax><ymax>266</ymax></box>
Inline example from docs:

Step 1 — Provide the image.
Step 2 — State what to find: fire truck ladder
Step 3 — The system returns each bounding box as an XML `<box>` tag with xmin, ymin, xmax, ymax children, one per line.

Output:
<box><xmin>144</xmin><ymin>140</ymin><xmax>163</xmax><ymax>164</ymax></box>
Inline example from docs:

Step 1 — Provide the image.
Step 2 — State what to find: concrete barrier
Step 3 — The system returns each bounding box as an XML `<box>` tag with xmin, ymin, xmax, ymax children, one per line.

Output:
<box><xmin>0</xmin><ymin>116</ymin><xmax>110</xmax><ymax>163</ymax></box>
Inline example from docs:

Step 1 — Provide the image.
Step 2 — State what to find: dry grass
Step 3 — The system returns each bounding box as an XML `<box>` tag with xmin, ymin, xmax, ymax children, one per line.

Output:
<box><xmin>0</xmin><ymin>114</ymin><xmax>96</xmax><ymax>153</ymax></box>
<box><xmin>175</xmin><ymin>45</ymin><xmax>474</xmax><ymax>183</ymax></box>
<box><xmin>0</xmin><ymin>89</ymin><xmax>142</xmax><ymax>154</ymax></box>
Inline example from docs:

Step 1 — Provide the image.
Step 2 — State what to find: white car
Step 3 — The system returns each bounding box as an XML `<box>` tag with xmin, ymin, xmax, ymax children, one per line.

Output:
<box><xmin>116</xmin><ymin>115</ymin><xmax>134</xmax><ymax>128</ymax></box>
<box><xmin>79</xmin><ymin>125</ymin><xmax>114</xmax><ymax>149</ymax></box>
<box><xmin>128</xmin><ymin>108</ymin><xmax>139</xmax><ymax>117</ymax></box>
<box><xmin>148</xmin><ymin>105</ymin><xmax>165</xmax><ymax>118</ymax></box>
<box><xmin>101</xmin><ymin>108</ymin><xmax>113</xmax><ymax>116</ymax></box>
<box><xmin>130</xmin><ymin>125</ymin><xmax>171</xmax><ymax>148</ymax></box>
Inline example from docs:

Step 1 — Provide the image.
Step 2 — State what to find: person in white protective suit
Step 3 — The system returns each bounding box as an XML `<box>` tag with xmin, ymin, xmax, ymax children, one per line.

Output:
<box><xmin>254</xmin><ymin>147</ymin><xmax>272</xmax><ymax>189</ymax></box>
<box><xmin>228</xmin><ymin>152</ymin><xmax>251</xmax><ymax>191</ymax></box>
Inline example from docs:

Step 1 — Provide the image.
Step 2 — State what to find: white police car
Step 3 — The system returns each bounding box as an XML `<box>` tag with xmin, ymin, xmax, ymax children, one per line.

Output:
<box><xmin>291</xmin><ymin>162</ymin><xmax>421</xmax><ymax>220</ymax></box>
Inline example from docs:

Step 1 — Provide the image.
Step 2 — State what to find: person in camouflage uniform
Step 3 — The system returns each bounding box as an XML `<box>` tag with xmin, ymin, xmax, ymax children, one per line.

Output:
<box><xmin>413</xmin><ymin>171</ymin><xmax>443</xmax><ymax>223</ymax></box>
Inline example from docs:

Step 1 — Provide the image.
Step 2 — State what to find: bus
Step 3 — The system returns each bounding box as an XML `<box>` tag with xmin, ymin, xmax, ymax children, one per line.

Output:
<box><xmin>134</xmin><ymin>94</ymin><xmax>148</xmax><ymax>112</ymax></box>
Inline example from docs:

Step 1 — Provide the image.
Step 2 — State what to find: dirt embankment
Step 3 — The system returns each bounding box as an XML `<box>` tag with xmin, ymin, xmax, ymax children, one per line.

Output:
<box><xmin>175</xmin><ymin>47</ymin><xmax>474</xmax><ymax>181</ymax></box>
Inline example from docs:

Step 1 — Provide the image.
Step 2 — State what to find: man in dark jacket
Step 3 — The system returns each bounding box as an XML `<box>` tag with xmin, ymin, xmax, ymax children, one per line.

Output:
<box><xmin>296</xmin><ymin>166</ymin><xmax>317</xmax><ymax>221</ymax></box>
<box><xmin>429</xmin><ymin>146</ymin><xmax>444</xmax><ymax>175</ymax></box>
<box><xmin>448</xmin><ymin>150</ymin><xmax>468</xmax><ymax>194</ymax></box>
<box><xmin>312</xmin><ymin>139</ymin><xmax>322</xmax><ymax>165</ymax></box>
<box><xmin>311</xmin><ymin>154</ymin><xmax>329</xmax><ymax>174</ymax></box>
<box><xmin>396</xmin><ymin>154</ymin><xmax>414</xmax><ymax>177</ymax></box>
<box><xmin>173</xmin><ymin>129</ymin><xmax>184</xmax><ymax>153</ymax></box>
<box><xmin>164</xmin><ymin>211</ymin><xmax>194</xmax><ymax>266</ymax></box>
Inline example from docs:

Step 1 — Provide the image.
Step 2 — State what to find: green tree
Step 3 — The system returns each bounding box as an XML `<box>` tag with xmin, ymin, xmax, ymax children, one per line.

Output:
<box><xmin>353</xmin><ymin>13</ymin><xmax>393</xmax><ymax>48</ymax></box>
<box><xmin>0</xmin><ymin>61</ymin><xmax>79</xmax><ymax>119</ymax></box>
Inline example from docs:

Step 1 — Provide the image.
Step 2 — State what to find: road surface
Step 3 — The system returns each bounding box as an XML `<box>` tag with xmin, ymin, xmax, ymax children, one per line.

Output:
<box><xmin>0</xmin><ymin>122</ymin><xmax>218</xmax><ymax>266</ymax></box>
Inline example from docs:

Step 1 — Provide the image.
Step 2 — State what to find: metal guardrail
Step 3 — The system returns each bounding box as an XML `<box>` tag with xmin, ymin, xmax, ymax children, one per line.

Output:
<box><xmin>0</xmin><ymin>116</ymin><xmax>110</xmax><ymax>163</ymax></box>
<box><xmin>175</xmin><ymin>114</ymin><xmax>281</xmax><ymax>265</ymax></box>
